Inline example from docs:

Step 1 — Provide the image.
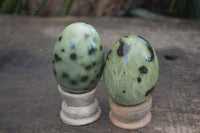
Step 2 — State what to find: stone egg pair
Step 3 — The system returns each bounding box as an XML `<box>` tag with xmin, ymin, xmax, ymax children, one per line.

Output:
<box><xmin>53</xmin><ymin>22</ymin><xmax>158</xmax><ymax>106</ymax></box>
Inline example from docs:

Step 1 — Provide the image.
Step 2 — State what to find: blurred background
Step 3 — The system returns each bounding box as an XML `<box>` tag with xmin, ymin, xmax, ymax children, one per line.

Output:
<box><xmin>0</xmin><ymin>0</ymin><xmax>200</xmax><ymax>19</ymax></box>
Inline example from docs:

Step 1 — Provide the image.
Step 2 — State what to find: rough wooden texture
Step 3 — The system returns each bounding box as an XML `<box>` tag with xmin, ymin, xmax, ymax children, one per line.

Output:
<box><xmin>0</xmin><ymin>16</ymin><xmax>199</xmax><ymax>133</ymax></box>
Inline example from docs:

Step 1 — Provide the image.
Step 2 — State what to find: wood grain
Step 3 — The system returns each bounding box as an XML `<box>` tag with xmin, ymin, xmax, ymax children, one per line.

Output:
<box><xmin>0</xmin><ymin>16</ymin><xmax>199</xmax><ymax>133</ymax></box>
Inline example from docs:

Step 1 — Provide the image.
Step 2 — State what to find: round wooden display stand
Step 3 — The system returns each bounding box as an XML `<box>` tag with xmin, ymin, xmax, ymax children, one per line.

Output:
<box><xmin>109</xmin><ymin>96</ymin><xmax>152</xmax><ymax>129</ymax></box>
<box><xmin>58</xmin><ymin>85</ymin><xmax>101</xmax><ymax>126</ymax></box>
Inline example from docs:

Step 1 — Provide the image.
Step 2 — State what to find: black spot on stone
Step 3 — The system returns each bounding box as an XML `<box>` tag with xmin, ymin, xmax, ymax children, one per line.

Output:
<box><xmin>70</xmin><ymin>53</ymin><xmax>76</xmax><ymax>60</ymax></box>
<box><xmin>138</xmin><ymin>36</ymin><xmax>154</xmax><ymax>62</ymax></box>
<box><xmin>81</xmin><ymin>76</ymin><xmax>88</xmax><ymax>82</ymax></box>
<box><xmin>54</xmin><ymin>54</ymin><xmax>61</xmax><ymax>61</ymax></box>
<box><xmin>137</xmin><ymin>77</ymin><xmax>141</xmax><ymax>83</ymax></box>
<box><xmin>93</xmin><ymin>62</ymin><xmax>96</xmax><ymax>66</ymax></box>
<box><xmin>117</xmin><ymin>39</ymin><xmax>131</xmax><ymax>57</ymax></box>
<box><xmin>71</xmin><ymin>80</ymin><xmax>77</xmax><ymax>85</ymax></box>
<box><xmin>123</xmin><ymin>71</ymin><xmax>126</xmax><ymax>74</ymax></box>
<box><xmin>122</xmin><ymin>90</ymin><xmax>126</xmax><ymax>93</ymax></box>
<box><xmin>85</xmin><ymin>65</ymin><xmax>91</xmax><ymax>70</ymax></box>
<box><xmin>53</xmin><ymin>68</ymin><xmax>56</xmax><ymax>76</ymax></box>
<box><xmin>139</xmin><ymin>66</ymin><xmax>148</xmax><ymax>74</ymax></box>
<box><xmin>88</xmin><ymin>47</ymin><xmax>97</xmax><ymax>56</ymax></box>
<box><xmin>61</xmin><ymin>49</ymin><xmax>65</xmax><ymax>52</ymax></box>
<box><xmin>58</xmin><ymin>36</ymin><xmax>62</xmax><ymax>41</ymax></box>
<box><xmin>62</xmin><ymin>72</ymin><xmax>68</xmax><ymax>78</ymax></box>
<box><xmin>145</xmin><ymin>87</ymin><xmax>154</xmax><ymax>96</ymax></box>
<box><xmin>164</xmin><ymin>55</ymin><xmax>178</xmax><ymax>60</ymax></box>
<box><xmin>100</xmin><ymin>45</ymin><xmax>102</xmax><ymax>50</ymax></box>
<box><xmin>52</xmin><ymin>60</ymin><xmax>55</xmax><ymax>64</ymax></box>
<box><xmin>85</xmin><ymin>34</ymin><xmax>89</xmax><ymax>39</ymax></box>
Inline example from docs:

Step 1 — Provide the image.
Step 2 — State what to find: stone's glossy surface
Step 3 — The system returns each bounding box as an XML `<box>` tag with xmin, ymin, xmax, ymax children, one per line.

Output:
<box><xmin>53</xmin><ymin>22</ymin><xmax>104</xmax><ymax>94</ymax></box>
<box><xmin>104</xmin><ymin>35</ymin><xmax>158</xmax><ymax>106</ymax></box>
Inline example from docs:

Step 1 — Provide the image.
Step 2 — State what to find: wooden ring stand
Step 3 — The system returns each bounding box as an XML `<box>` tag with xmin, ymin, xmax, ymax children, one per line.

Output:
<box><xmin>109</xmin><ymin>96</ymin><xmax>152</xmax><ymax>129</ymax></box>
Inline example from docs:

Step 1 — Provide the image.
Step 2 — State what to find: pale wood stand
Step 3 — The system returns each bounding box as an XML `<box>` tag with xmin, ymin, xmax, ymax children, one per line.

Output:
<box><xmin>58</xmin><ymin>85</ymin><xmax>101</xmax><ymax>126</ymax></box>
<box><xmin>109</xmin><ymin>96</ymin><xmax>152</xmax><ymax>129</ymax></box>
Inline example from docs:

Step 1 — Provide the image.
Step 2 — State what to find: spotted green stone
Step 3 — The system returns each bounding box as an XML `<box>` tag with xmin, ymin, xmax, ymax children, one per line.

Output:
<box><xmin>103</xmin><ymin>35</ymin><xmax>158</xmax><ymax>106</ymax></box>
<box><xmin>53</xmin><ymin>22</ymin><xmax>104</xmax><ymax>94</ymax></box>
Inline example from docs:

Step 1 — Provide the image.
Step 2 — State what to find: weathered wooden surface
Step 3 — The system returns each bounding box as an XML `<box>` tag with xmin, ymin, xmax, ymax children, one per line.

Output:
<box><xmin>0</xmin><ymin>16</ymin><xmax>199</xmax><ymax>133</ymax></box>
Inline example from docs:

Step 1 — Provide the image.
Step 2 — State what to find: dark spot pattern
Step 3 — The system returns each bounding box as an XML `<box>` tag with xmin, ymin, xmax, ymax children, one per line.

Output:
<box><xmin>138</xmin><ymin>36</ymin><xmax>154</xmax><ymax>62</ymax></box>
<box><xmin>70</xmin><ymin>53</ymin><xmax>76</xmax><ymax>60</ymax></box>
<box><xmin>122</xmin><ymin>90</ymin><xmax>126</xmax><ymax>93</ymax></box>
<box><xmin>85</xmin><ymin>34</ymin><xmax>89</xmax><ymax>39</ymax></box>
<box><xmin>81</xmin><ymin>76</ymin><xmax>88</xmax><ymax>82</ymax></box>
<box><xmin>55</xmin><ymin>54</ymin><xmax>61</xmax><ymax>61</ymax></box>
<box><xmin>71</xmin><ymin>80</ymin><xmax>77</xmax><ymax>85</ymax></box>
<box><xmin>62</xmin><ymin>72</ymin><xmax>68</xmax><ymax>78</ymax></box>
<box><xmin>137</xmin><ymin>77</ymin><xmax>141</xmax><ymax>83</ymax></box>
<box><xmin>85</xmin><ymin>65</ymin><xmax>91</xmax><ymax>70</ymax></box>
<box><xmin>93</xmin><ymin>62</ymin><xmax>96</xmax><ymax>66</ymax></box>
<box><xmin>145</xmin><ymin>87</ymin><xmax>154</xmax><ymax>96</ymax></box>
<box><xmin>52</xmin><ymin>60</ymin><xmax>55</xmax><ymax>64</ymax></box>
<box><xmin>139</xmin><ymin>66</ymin><xmax>148</xmax><ymax>74</ymax></box>
<box><xmin>58</xmin><ymin>36</ymin><xmax>62</xmax><ymax>41</ymax></box>
<box><xmin>117</xmin><ymin>39</ymin><xmax>131</xmax><ymax>57</ymax></box>
<box><xmin>61</xmin><ymin>49</ymin><xmax>65</xmax><ymax>52</ymax></box>
<box><xmin>88</xmin><ymin>47</ymin><xmax>97</xmax><ymax>56</ymax></box>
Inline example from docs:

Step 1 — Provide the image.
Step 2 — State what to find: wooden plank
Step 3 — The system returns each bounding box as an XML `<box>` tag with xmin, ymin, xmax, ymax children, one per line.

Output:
<box><xmin>0</xmin><ymin>16</ymin><xmax>199</xmax><ymax>133</ymax></box>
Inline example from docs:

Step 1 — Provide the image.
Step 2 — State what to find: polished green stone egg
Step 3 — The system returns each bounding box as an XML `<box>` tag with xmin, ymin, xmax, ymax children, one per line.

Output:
<box><xmin>103</xmin><ymin>35</ymin><xmax>158</xmax><ymax>106</ymax></box>
<box><xmin>53</xmin><ymin>22</ymin><xmax>104</xmax><ymax>94</ymax></box>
